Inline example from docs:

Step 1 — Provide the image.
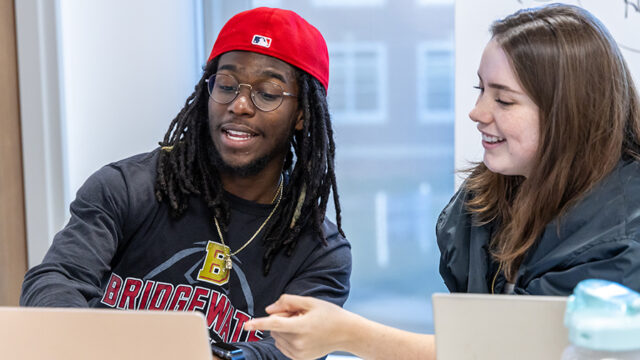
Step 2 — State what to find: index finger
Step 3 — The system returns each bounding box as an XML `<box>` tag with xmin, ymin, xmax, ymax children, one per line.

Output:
<box><xmin>245</xmin><ymin>314</ymin><xmax>296</xmax><ymax>332</ymax></box>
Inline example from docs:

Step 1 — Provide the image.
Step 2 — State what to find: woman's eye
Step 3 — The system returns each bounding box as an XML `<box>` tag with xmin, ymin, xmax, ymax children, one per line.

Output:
<box><xmin>495</xmin><ymin>98</ymin><xmax>514</xmax><ymax>106</ymax></box>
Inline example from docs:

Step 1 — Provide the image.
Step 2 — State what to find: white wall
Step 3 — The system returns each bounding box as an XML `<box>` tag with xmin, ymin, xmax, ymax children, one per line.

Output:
<box><xmin>454</xmin><ymin>0</ymin><xmax>640</xmax><ymax>187</ymax></box>
<box><xmin>17</xmin><ymin>0</ymin><xmax>204</xmax><ymax>267</ymax></box>
<box><xmin>59</xmin><ymin>0</ymin><xmax>203</xmax><ymax>205</ymax></box>
<box><xmin>15</xmin><ymin>0</ymin><xmax>66</xmax><ymax>267</ymax></box>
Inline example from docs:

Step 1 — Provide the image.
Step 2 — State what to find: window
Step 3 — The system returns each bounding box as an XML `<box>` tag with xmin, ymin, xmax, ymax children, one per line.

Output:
<box><xmin>328</xmin><ymin>43</ymin><xmax>387</xmax><ymax>124</ymax></box>
<box><xmin>311</xmin><ymin>0</ymin><xmax>386</xmax><ymax>7</ymax></box>
<box><xmin>417</xmin><ymin>0</ymin><xmax>454</xmax><ymax>5</ymax></box>
<box><xmin>251</xmin><ymin>0</ymin><xmax>282</xmax><ymax>7</ymax></box>
<box><xmin>417</xmin><ymin>42</ymin><xmax>454</xmax><ymax>123</ymax></box>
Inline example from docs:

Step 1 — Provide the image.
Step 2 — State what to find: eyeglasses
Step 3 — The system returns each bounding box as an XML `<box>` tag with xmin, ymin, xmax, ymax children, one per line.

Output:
<box><xmin>206</xmin><ymin>73</ymin><xmax>297</xmax><ymax>112</ymax></box>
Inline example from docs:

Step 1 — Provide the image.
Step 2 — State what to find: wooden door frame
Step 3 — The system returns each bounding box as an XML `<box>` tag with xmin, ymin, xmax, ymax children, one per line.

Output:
<box><xmin>0</xmin><ymin>0</ymin><xmax>28</xmax><ymax>306</ymax></box>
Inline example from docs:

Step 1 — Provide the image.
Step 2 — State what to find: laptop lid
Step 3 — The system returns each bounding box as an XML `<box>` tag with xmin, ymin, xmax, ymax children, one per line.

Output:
<box><xmin>433</xmin><ymin>293</ymin><xmax>569</xmax><ymax>360</ymax></box>
<box><xmin>0</xmin><ymin>307</ymin><xmax>213</xmax><ymax>360</ymax></box>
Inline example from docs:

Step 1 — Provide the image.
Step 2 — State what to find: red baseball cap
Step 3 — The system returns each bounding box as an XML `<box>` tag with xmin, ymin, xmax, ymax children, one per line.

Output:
<box><xmin>208</xmin><ymin>7</ymin><xmax>329</xmax><ymax>92</ymax></box>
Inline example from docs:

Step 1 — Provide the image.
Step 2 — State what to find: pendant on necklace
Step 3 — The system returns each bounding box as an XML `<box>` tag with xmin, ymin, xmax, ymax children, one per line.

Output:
<box><xmin>224</xmin><ymin>255</ymin><xmax>233</xmax><ymax>270</ymax></box>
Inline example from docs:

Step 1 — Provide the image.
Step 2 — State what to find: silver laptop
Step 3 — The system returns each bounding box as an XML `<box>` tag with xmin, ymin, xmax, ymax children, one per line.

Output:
<box><xmin>433</xmin><ymin>293</ymin><xmax>569</xmax><ymax>360</ymax></box>
<box><xmin>0</xmin><ymin>307</ymin><xmax>213</xmax><ymax>360</ymax></box>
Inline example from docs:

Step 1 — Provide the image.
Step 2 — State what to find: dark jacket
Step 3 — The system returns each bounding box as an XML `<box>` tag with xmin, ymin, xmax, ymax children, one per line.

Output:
<box><xmin>437</xmin><ymin>159</ymin><xmax>640</xmax><ymax>295</ymax></box>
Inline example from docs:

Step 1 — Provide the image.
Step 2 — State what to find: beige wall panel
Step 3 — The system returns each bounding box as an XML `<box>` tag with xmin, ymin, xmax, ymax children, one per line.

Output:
<box><xmin>0</xmin><ymin>0</ymin><xmax>28</xmax><ymax>306</ymax></box>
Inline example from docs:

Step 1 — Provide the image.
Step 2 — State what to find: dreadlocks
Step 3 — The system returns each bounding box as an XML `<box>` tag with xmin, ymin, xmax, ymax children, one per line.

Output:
<box><xmin>155</xmin><ymin>58</ymin><xmax>344</xmax><ymax>275</ymax></box>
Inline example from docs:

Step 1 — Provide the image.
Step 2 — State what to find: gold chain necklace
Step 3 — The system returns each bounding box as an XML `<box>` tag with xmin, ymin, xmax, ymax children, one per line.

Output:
<box><xmin>213</xmin><ymin>175</ymin><xmax>284</xmax><ymax>273</ymax></box>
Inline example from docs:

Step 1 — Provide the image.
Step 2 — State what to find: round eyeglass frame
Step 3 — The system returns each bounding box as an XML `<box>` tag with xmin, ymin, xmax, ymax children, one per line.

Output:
<box><xmin>205</xmin><ymin>73</ymin><xmax>298</xmax><ymax>112</ymax></box>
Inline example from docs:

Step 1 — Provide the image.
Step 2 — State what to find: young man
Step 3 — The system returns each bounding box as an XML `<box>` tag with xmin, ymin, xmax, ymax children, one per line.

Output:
<box><xmin>20</xmin><ymin>7</ymin><xmax>351</xmax><ymax>360</ymax></box>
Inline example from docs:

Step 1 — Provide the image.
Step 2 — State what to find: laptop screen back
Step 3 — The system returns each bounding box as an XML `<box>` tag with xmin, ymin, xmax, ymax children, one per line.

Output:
<box><xmin>433</xmin><ymin>293</ymin><xmax>569</xmax><ymax>360</ymax></box>
<box><xmin>0</xmin><ymin>307</ymin><xmax>213</xmax><ymax>360</ymax></box>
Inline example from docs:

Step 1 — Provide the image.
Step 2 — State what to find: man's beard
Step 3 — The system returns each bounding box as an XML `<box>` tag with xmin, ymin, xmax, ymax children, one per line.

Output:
<box><xmin>207</xmin><ymin>142</ymin><xmax>289</xmax><ymax>178</ymax></box>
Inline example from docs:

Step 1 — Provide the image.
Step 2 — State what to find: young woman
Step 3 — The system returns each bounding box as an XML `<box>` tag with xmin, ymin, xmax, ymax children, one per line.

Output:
<box><xmin>245</xmin><ymin>4</ymin><xmax>640</xmax><ymax>359</ymax></box>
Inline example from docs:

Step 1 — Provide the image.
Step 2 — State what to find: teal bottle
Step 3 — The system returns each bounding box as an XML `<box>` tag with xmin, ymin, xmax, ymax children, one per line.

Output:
<box><xmin>561</xmin><ymin>279</ymin><xmax>640</xmax><ymax>360</ymax></box>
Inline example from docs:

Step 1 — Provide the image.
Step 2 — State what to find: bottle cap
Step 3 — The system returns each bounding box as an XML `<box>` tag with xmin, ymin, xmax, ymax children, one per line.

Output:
<box><xmin>565</xmin><ymin>279</ymin><xmax>640</xmax><ymax>351</ymax></box>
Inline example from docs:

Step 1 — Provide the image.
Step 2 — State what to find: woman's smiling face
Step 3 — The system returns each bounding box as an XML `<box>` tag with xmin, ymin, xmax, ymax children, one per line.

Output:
<box><xmin>469</xmin><ymin>39</ymin><xmax>540</xmax><ymax>178</ymax></box>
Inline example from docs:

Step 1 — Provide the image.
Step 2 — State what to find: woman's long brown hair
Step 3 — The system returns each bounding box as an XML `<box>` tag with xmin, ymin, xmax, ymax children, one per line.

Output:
<box><xmin>465</xmin><ymin>4</ymin><xmax>640</xmax><ymax>281</ymax></box>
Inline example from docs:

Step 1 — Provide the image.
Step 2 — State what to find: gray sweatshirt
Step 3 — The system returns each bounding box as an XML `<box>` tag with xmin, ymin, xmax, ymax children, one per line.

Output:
<box><xmin>21</xmin><ymin>150</ymin><xmax>352</xmax><ymax>360</ymax></box>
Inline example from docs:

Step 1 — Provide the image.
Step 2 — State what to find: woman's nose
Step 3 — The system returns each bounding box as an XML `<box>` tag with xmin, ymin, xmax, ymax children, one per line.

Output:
<box><xmin>469</xmin><ymin>100</ymin><xmax>490</xmax><ymax>124</ymax></box>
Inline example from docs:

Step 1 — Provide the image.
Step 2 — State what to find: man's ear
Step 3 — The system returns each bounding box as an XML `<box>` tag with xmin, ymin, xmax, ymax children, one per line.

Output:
<box><xmin>294</xmin><ymin>108</ymin><xmax>304</xmax><ymax>131</ymax></box>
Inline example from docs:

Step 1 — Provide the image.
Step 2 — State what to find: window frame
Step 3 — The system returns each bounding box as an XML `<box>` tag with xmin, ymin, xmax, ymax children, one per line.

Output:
<box><xmin>327</xmin><ymin>42</ymin><xmax>388</xmax><ymax>125</ymax></box>
<box><xmin>416</xmin><ymin>41</ymin><xmax>455</xmax><ymax>124</ymax></box>
<box><xmin>311</xmin><ymin>0</ymin><xmax>386</xmax><ymax>7</ymax></box>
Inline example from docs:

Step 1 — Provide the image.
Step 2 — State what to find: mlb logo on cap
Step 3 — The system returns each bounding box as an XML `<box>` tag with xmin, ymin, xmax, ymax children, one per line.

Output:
<box><xmin>252</xmin><ymin>34</ymin><xmax>272</xmax><ymax>48</ymax></box>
